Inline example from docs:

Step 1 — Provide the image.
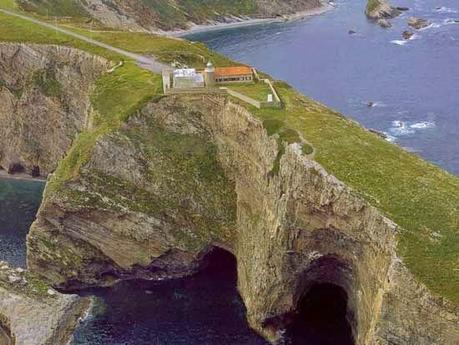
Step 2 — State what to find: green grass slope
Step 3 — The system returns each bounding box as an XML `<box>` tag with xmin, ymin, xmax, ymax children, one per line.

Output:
<box><xmin>0</xmin><ymin>8</ymin><xmax>457</xmax><ymax>303</ymax></box>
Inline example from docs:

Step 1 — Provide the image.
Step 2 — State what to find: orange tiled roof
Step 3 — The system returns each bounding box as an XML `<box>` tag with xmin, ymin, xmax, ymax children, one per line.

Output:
<box><xmin>215</xmin><ymin>66</ymin><xmax>252</xmax><ymax>77</ymax></box>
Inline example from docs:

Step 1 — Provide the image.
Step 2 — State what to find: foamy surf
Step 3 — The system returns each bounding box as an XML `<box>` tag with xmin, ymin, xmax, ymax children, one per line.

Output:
<box><xmin>388</xmin><ymin>120</ymin><xmax>436</xmax><ymax>137</ymax></box>
<box><xmin>435</xmin><ymin>7</ymin><xmax>458</xmax><ymax>14</ymax></box>
<box><xmin>383</xmin><ymin>133</ymin><xmax>397</xmax><ymax>142</ymax></box>
<box><xmin>410</xmin><ymin>121</ymin><xmax>436</xmax><ymax>129</ymax></box>
<box><xmin>391</xmin><ymin>40</ymin><xmax>407</xmax><ymax>46</ymax></box>
<box><xmin>389</xmin><ymin>120</ymin><xmax>415</xmax><ymax>136</ymax></box>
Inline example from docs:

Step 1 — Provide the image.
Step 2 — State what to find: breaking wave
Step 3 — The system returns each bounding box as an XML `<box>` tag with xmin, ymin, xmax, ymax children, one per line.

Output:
<box><xmin>410</xmin><ymin>121</ymin><xmax>436</xmax><ymax>129</ymax></box>
<box><xmin>391</xmin><ymin>40</ymin><xmax>407</xmax><ymax>46</ymax></box>
<box><xmin>435</xmin><ymin>7</ymin><xmax>458</xmax><ymax>14</ymax></box>
<box><xmin>388</xmin><ymin>120</ymin><xmax>436</xmax><ymax>137</ymax></box>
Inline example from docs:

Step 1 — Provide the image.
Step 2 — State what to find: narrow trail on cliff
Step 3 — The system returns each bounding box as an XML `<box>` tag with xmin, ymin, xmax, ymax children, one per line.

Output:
<box><xmin>0</xmin><ymin>8</ymin><xmax>167</xmax><ymax>73</ymax></box>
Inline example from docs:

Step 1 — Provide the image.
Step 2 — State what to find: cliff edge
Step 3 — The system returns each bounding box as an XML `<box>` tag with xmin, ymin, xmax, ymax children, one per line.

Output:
<box><xmin>28</xmin><ymin>91</ymin><xmax>459</xmax><ymax>344</ymax></box>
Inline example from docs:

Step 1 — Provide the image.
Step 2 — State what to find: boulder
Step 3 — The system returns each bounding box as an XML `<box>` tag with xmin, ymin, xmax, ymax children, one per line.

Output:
<box><xmin>402</xmin><ymin>30</ymin><xmax>414</xmax><ymax>40</ymax></box>
<box><xmin>408</xmin><ymin>17</ymin><xmax>431</xmax><ymax>30</ymax></box>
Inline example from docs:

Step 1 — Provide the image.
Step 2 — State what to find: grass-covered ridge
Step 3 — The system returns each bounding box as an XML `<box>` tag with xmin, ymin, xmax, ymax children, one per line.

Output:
<box><xmin>0</xmin><ymin>6</ymin><xmax>457</xmax><ymax>303</ymax></box>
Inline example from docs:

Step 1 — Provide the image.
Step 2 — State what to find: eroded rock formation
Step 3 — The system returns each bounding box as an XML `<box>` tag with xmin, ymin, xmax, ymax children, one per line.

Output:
<box><xmin>28</xmin><ymin>94</ymin><xmax>459</xmax><ymax>344</ymax></box>
<box><xmin>0</xmin><ymin>43</ymin><xmax>110</xmax><ymax>177</ymax></box>
<box><xmin>0</xmin><ymin>261</ymin><xmax>89</xmax><ymax>345</ymax></box>
<box><xmin>366</xmin><ymin>0</ymin><xmax>401</xmax><ymax>27</ymax></box>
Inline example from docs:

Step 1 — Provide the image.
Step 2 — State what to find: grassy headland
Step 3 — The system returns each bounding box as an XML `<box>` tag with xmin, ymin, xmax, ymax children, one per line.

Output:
<box><xmin>0</xmin><ymin>6</ymin><xmax>457</xmax><ymax>303</ymax></box>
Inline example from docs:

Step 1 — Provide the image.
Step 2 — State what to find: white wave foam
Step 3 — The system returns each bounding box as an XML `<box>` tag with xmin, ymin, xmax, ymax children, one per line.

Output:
<box><xmin>444</xmin><ymin>18</ymin><xmax>459</xmax><ymax>25</ymax></box>
<box><xmin>391</xmin><ymin>40</ymin><xmax>407</xmax><ymax>46</ymax></box>
<box><xmin>436</xmin><ymin>7</ymin><xmax>458</xmax><ymax>14</ymax></box>
<box><xmin>388</xmin><ymin>120</ymin><xmax>436</xmax><ymax>138</ymax></box>
<box><xmin>410</xmin><ymin>121</ymin><xmax>436</xmax><ymax>129</ymax></box>
<box><xmin>419</xmin><ymin>23</ymin><xmax>441</xmax><ymax>31</ymax></box>
<box><xmin>383</xmin><ymin>133</ymin><xmax>397</xmax><ymax>142</ymax></box>
<box><xmin>389</xmin><ymin>120</ymin><xmax>415</xmax><ymax>136</ymax></box>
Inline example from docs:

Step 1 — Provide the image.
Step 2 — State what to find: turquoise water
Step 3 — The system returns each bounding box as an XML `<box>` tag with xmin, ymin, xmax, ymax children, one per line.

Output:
<box><xmin>187</xmin><ymin>0</ymin><xmax>459</xmax><ymax>175</ymax></box>
<box><xmin>0</xmin><ymin>177</ymin><xmax>44</xmax><ymax>267</ymax></box>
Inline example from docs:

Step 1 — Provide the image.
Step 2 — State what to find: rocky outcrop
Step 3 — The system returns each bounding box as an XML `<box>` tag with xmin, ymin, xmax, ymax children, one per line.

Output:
<box><xmin>0</xmin><ymin>261</ymin><xmax>89</xmax><ymax>345</ymax></box>
<box><xmin>408</xmin><ymin>17</ymin><xmax>432</xmax><ymax>30</ymax></box>
<box><xmin>0</xmin><ymin>43</ymin><xmax>110</xmax><ymax>177</ymax></box>
<box><xmin>365</xmin><ymin>0</ymin><xmax>401</xmax><ymax>23</ymax></box>
<box><xmin>28</xmin><ymin>94</ymin><xmax>458</xmax><ymax>344</ymax></box>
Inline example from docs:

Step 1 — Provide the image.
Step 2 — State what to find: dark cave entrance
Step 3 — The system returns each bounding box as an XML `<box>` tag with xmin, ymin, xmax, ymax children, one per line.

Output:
<box><xmin>199</xmin><ymin>246</ymin><xmax>238</xmax><ymax>283</ymax></box>
<box><xmin>287</xmin><ymin>283</ymin><xmax>354</xmax><ymax>345</ymax></box>
<box><xmin>284</xmin><ymin>255</ymin><xmax>356</xmax><ymax>345</ymax></box>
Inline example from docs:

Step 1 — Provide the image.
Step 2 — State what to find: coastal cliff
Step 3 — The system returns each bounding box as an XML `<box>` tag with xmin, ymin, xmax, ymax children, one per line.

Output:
<box><xmin>18</xmin><ymin>0</ymin><xmax>323</xmax><ymax>32</ymax></box>
<box><xmin>28</xmin><ymin>93</ymin><xmax>459</xmax><ymax>344</ymax></box>
<box><xmin>0</xmin><ymin>43</ymin><xmax>109</xmax><ymax>177</ymax></box>
<box><xmin>0</xmin><ymin>27</ymin><xmax>457</xmax><ymax>343</ymax></box>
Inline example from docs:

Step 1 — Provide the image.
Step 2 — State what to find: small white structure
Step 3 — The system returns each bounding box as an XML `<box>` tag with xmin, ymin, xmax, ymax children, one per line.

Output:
<box><xmin>173</xmin><ymin>68</ymin><xmax>204</xmax><ymax>89</ymax></box>
<box><xmin>267</xmin><ymin>94</ymin><xmax>273</xmax><ymax>103</ymax></box>
<box><xmin>204</xmin><ymin>61</ymin><xmax>216</xmax><ymax>87</ymax></box>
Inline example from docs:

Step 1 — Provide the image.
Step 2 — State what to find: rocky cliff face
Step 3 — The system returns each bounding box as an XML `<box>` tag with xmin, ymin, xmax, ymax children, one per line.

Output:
<box><xmin>28</xmin><ymin>94</ymin><xmax>459</xmax><ymax>344</ymax></box>
<box><xmin>82</xmin><ymin>0</ymin><xmax>323</xmax><ymax>31</ymax></box>
<box><xmin>0</xmin><ymin>43</ymin><xmax>109</xmax><ymax>177</ymax></box>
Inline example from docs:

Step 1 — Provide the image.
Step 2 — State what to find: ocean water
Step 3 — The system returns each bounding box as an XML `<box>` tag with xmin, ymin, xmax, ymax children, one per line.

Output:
<box><xmin>71</xmin><ymin>249</ymin><xmax>269</xmax><ymax>345</ymax></box>
<box><xmin>187</xmin><ymin>0</ymin><xmax>459</xmax><ymax>175</ymax></box>
<box><xmin>0</xmin><ymin>177</ymin><xmax>44</xmax><ymax>267</ymax></box>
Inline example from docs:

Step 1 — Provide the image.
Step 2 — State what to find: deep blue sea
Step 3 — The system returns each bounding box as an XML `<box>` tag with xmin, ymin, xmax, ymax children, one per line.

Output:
<box><xmin>187</xmin><ymin>0</ymin><xmax>459</xmax><ymax>175</ymax></box>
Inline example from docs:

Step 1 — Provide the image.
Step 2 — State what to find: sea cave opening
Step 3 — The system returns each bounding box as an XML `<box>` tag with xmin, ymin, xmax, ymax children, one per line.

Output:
<box><xmin>287</xmin><ymin>282</ymin><xmax>354</xmax><ymax>345</ymax></box>
<box><xmin>284</xmin><ymin>255</ymin><xmax>356</xmax><ymax>345</ymax></box>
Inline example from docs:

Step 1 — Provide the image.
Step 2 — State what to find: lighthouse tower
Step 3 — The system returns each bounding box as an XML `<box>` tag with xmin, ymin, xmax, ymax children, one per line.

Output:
<box><xmin>204</xmin><ymin>61</ymin><xmax>216</xmax><ymax>87</ymax></box>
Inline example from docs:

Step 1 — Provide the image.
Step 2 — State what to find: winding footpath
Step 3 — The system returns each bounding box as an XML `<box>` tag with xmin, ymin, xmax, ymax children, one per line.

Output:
<box><xmin>0</xmin><ymin>8</ymin><xmax>166</xmax><ymax>73</ymax></box>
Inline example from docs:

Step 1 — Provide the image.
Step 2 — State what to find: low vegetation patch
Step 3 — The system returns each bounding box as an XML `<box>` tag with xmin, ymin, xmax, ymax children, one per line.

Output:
<box><xmin>17</xmin><ymin>0</ymin><xmax>88</xmax><ymax>18</ymax></box>
<box><xmin>225</xmin><ymin>81</ymin><xmax>272</xmax><ymax>102</ymax></box>
<box><xmin>32</xmin><ymin>68</ymin><xmax>61</xmax><ymax>97</ymax></box>
<box><xmin>366</xmin><ymin>0</ymin><xmax>381</xmax><ymax>13</ymax></box>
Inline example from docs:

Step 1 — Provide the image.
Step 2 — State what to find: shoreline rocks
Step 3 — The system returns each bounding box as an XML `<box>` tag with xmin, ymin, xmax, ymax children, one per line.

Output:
<box><xmin>0</xmin><ymin>261</ymin><xmax>89</xmax><ymax>345</ymax></box>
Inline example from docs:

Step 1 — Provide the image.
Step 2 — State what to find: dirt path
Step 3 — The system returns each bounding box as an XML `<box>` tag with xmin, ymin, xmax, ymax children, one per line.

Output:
<box><xmin>0</xmin><ymin>8</ymin><xmax>167</xmax><ymax>73</ymax></box>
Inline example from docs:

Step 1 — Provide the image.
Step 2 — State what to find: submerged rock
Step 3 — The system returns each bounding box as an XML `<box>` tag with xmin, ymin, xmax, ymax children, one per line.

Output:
<box><xmin>408</xmin><ymin>17</ymin><xmax>431</xmax><ymax>29</ymax></box>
